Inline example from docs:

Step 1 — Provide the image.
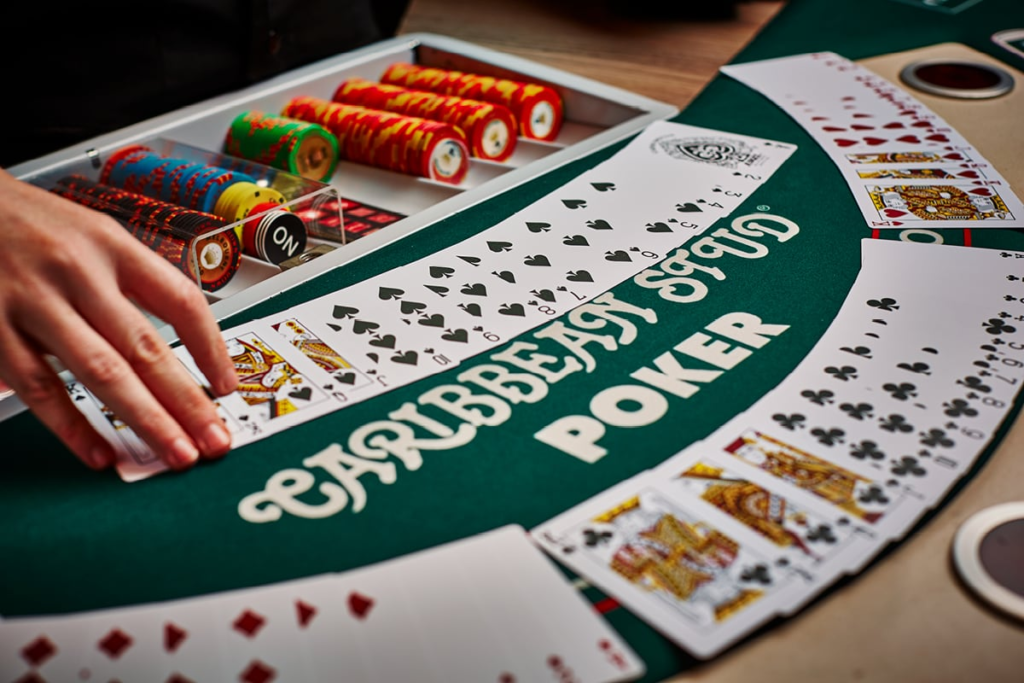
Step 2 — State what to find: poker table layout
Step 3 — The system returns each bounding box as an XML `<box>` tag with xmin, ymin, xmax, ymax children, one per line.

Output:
<box><xmin>4</xmin><ymin>0</ymin><xmax>1024</xmax><ymax>681</ymax></box>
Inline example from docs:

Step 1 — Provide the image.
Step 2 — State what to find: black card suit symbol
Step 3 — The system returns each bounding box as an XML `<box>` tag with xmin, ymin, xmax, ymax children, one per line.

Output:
<box><xmin>563</xmin><ymin>234</ymin><xmax>589</xmax><ymax>246</ymax></box>
<box><xmin>426</xmin><ymin>284</ymin><xmax>449</xmax><ymax>296</ymax></box>
<box><xmin>532</xmin><ymin>289</ymin><xmax>556</xmax><ymax>302</ymax></box>
<box><xmin>772</xmin><ymin>413</ymin><xmax>806</xmax><ymax>430</ymax></box>
<box><xmin>956</xmin><ymin>376</ymin><xmax>991</xmax><ymax>393</ymax></box>
<box><xmin>461</xmin><ymin>283</ymin><xmax>487</xmax><ymax>296</ymax></box>
<box><xmin>288</xmin><ymin>387</ymin><xmax>312</xmax><ymax>401</ymax></box>
<box><xmin>897</xmin><ymin>361</ymin><xmax>931</xmax><ymax>375</ymax></box>
<box><xmin>676</xmin><ymin>202</ymin><xmax>702</xmax><ymax>213</ymax></box>
<box><xmin>352</xmin><ymin>319</ymin><xmax>380</xmax><ymax>335</ymax></box>
<box><xmin>567</xmin><ymin>270</ymin><xmax>594</xmax><ymax>283</ymax></box>
<box><xmin>920</xmin><ymin>428</ymin><xmax>954</xmax><ymax>448</ymax></box>
<box><xmin>590</xmin><ymin>182</ymin><xmax>615</xmax><ymax>192</ymax></box>
<box><xmin>840</xmin><ymin>402</ymin><xmax>874</xmax><ymax>420</ymax></box>
<box><xmin>858</xmin><ymin>485</ymin><xmax>889</xmax><ymax>504</ymax></box>
<box><xmin>605</xmin><ymin>250</ymin><xmax>632</xmax><ymax>262</ymax></box>
<box><xmin>867</xmin><ymin>297</ymin><xmax>899</xmax><ymax>311</ymax></box>
<box><xmin>494</xmin><ymin>270</ymin><xmax>516</xmax><ymax>284</ymax></box>
<box><xmin>646</xmin><ymin>222</ymin><xmax>672</xmax><ymax>233</ymax></box>
<box><xmin>882</xmin><ymin>382</ymin><xmax>917</xmax><ymax>400</ymax></box>
<box><xmin>807</xmin><ymin>525</ymin><xmax>837</xmax><ymax>544</ymax></box>
<box><xmin>801</xmin><ymin>389</ymin><xmax>835</xmax><ymax>406</ymax></box>
<box><xmin>524</xmin><ymin>254</ymin><xmax>551</xmax><ymax>267</ymax></box>
<box><xmin>378</xmin><ymin>286</ymin><xmax>403</xmax><ymax>300</ymax></box>
<box><xmin>419</xmin><ymin>314</ymin><xmax>445</xmax><ymax>328</ymax></box>
<box><xmin>825</xmin><ymin>365</ymin><xmax>858</xmax><ymax>381</ymax></box>
<box><xmin>740</xmin><ymin>564</ymin><xmax>772</xmax><ymax>585</ymax></box>
<box><xmin>562</xmin><ymin>199</ymin><xmax>587</xmax><ymax>209</ymax></box>
<box><xmin>879</xmin><ymin>414</ymin><xmax>913</xmax><ymax>433</ymax></box>
<box><xmin>851</xmin><ymin>440</ymin><xmax>885</xmax><ymax>461</ymax></box>
<box><xmin>429</xmin><ymin>266</ymin><xmax>454</xmax><ymax>279</ymax></box>
<box><xmin>332</xmin><ymin>305</ymin><xmax>359</xmax><ymax>319</ymax></box>
<box><xmin>841</xmin><ymin>345</ymin><xmax>872</xmax><ymax>358</ymax></box>
<box><xmin>586</xmin><ymin>219</ymin><xmax>612</xmax><ymax>230</ymax></box>
<box><xmin>457</xmin><ymin>255</ymin><xmax>481</xmax><ymax>266</ymax></box>
<box><xmin>369</xmin><ymin>334</ymin><xmax>397</xmax><ymax>349</ymax></box>
<box><xmin>811</xmin><ymin>427</ymin><xmax>845</xmax><ymax>446</ymax></box>
<box><xmin>488</xmin><ymin>241</ymin><xmax>513</xmax><ymax>253</ymax></box>
<box><xmin>327</xmin><ymin>323</ymin><xmax>342</xmax><ymax>332</ymax></box>
<box><xmin>366</xmin><ymin>353</ymin><xmax>379</xmax><ymax>363</ymax></box>
<box><xmin>459</xmin><ymin>302</ymin><xmax>482</xmax><ymax>317</ymax></box>
<box><xmin>441</xmin><ymin>329</ymin><xmax>469</xmax><ymax>343</ymax></box>
<box><xmin>582</xmin><ymin>528</ymin><xmax>613</xmax><ymax>547</ymax></box>
<box><xmin>391</xmin><ymin>350</ymin><xmax>419</xmax><ymax>365</ymax></box>
<box><xmin>983</xmin><ymin>318</ymin><xmax>1016</xmax><ymax>335</ymax></box>
<box><xmin>922</xmin><ymin>347</ymin><xmax>938</xmax><ymax>354</ymax></box>
<box><xmin>499</xmin><ymin>303</ymin><xmax>526</xmax><ymax>317</ymax></box>
<box><xmin>400</xmin><ymin>300</ymin><xmax>426</xmax><ymax>315</ymax></box>
<box><xmin>334</xmin><ymin>372</ymin><xmax>357</xmax><ymax>385</ymax></box>
<box><xmin>526</xmin><ymin>222</ymin><xmax>551</xmax><ymax>233</ymax></box>
<box><xmin>943</xmin><ymin>399</ymin><xmax>977</xmax><ymax>417</ymax></box>
<box><xmin>891</xmin><ymin>456</ymin><xmax>926</xmax><ymax>477</ymax></box>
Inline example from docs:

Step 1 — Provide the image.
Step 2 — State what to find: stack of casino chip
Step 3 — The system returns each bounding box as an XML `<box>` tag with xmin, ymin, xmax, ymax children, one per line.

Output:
<box><xmin>101</xmin><ymin>145</ymin><xmax>257</xmax><ymax>215</ymax></box>
<box><xmin>281</xmin><ymin>96</ymin><xmax>470</xmax><ymax>185</ymax></box>
<box><xmin>379</xmin><ymin>62</ymin><xmax>563</xmax><ymax>142</ymax></box>
<box><xmin>51</xmin><ymin>175</ymin><xmax>241</xmax><ymax>292</ymax></box>
<box><xmin>331</xmin><ymin>77</ymin><xmax>517</xmax><ymax>162</ymax></box>
<box><xmin>213</xmin><ymin>180</ymin><xmax>307</xmax><ymax>264</ymax></box>
<box><xmin>101</xmin><ymin>145</ymin><xmax>307</xmax><ymax>265</ymax></box>
<box><xmin>223</xmin><ymin>111</ymin><xmax>340</xmax><ymax>182</ymax></box>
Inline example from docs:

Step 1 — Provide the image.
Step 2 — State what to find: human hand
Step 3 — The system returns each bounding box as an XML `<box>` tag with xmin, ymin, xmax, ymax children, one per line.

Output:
<box><xmin>0</xmin><ymin>168</ymin><xmax>238</xmax><ymax>471</ymax></box>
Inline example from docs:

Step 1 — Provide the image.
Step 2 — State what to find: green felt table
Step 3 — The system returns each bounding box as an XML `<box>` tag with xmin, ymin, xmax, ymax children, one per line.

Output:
<box><xmin>4</xmin><ymin>0</ymin><xmax>1024</xmax><ymax>681</ymax></box>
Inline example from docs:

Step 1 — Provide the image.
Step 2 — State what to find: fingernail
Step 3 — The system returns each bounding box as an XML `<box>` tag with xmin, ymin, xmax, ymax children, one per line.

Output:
<box><xmin>199</xmin><ymin>421</ymin><xmax>231</xmax><ymax>457</ymax></box>
<box><xmin>169</xmin><ymin>438</ymin><xmax>200</xmax><ymax>470</ymax></box>
<box><xmin>88</xmin><ymin>445</ymin><xmax>114</xmax><ymax>470</ymax></box>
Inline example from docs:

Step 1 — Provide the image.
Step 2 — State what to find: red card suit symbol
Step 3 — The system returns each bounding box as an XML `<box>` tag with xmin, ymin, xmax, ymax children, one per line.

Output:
<box><xmin>912</xmin><ymin>120</ymin><xmax>933</xmax><ymax>128</ymax></box>
<box><xmin>822</xmin><ymin>126</ymin><xmax>845</xmax><ymax>132</ymax></box>
<box><xmin>296</xmin><ymin>600</ymin><xmax>317</xmax><ymax>628</ymax></box>
<box><xmin>944</xmin><ymin>153</ymin><xmax>964</xmax><ymax>161</ymax></box>
<box><xmin>853</xmin><ymin>113</ymin><xmax>872</xmax><ymax>118</ymax></box>
<box><xmin>835</xmin><ymin>139</ymin><xmax>858</xmax><ymax>147</ymax></box>
<box><xmin>841</xmin><ymin>96</ymin><xmax>855</xmax><ymax>101</ymax></box>
<box><xmin>98</xmin><ymin>628</ymin><xmax>133</xmax><ymax>659</ymax></box>
<box><xmin>233</xmin><ymin>610</ymin><xmax>267</xmax><ymax>638</ymax></box>
<box><xmin>882</xmin><ymin>122</ymin><xmax>905</xmax><ymax>129</ymax></box>
<box><xmin>897</xmin><ymin>135</ymin><xmax>920</xmax><ymax>143</ymax></box>
<box><xmin>970</xmin><ymin>188</ymin><xmax>993</xmax><ymax>196</ymax></box>
<box><xmin>240</xmin><ymin>660</ymin><xmax>276</xmax><ymax>683</ymax></box>
<box><xmin>165</xmin><ymin>623</ymin><xmax>188</xmax><ymax>653</ymax></box>
<box><xmin>811</xmin><ymin>116</ymin><xmax>829</xmax><ymax>121</ymax></box>
<box><xmin>348</xmin><ymin>591</ymin><xmax>375</xmax><ymax>619</ymax></box>
<box><xmin>851</xmin><ymin>124</ymin><xmax>874</xmax><ymax>130</ymax></box>
<box><xmin>926</xmin><ymin>134</ymin><xmax>949</xmax><ymax>142</ymax></box>
<box><xmin>959</xmin><ymin>171</ymin><xmax>979</xmax><ymax>179</ymax></box>
<box><xmin>884</xmin><ymin>208</ymin><xmax>908</xmax><ymax>218</ymax></box>
<box><xmin>21</xmin><ymin>636</ymin><xmax>57</xmax><ymax>667</ymax></box>
<box><xmin>864</xmin><ymin>137</ymin><xmax>887</xmax><ymax>146</ymax></box>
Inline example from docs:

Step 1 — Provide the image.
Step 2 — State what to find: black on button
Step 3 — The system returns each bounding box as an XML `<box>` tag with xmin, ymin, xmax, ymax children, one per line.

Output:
<box><xmin>900</xmin><ymin>59</ymin><xmax>1014</xmax><ymax>100</ymax></box>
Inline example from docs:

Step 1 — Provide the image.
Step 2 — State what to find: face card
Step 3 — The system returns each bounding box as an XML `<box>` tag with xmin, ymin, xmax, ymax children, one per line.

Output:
<box><xmin>531</xmin><ymin>473</ymin><xmax>811</xmax><ymax>659</ymax></box>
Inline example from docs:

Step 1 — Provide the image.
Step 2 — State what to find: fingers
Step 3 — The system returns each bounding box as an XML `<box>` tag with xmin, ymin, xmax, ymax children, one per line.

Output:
<box><xmin>19</xmin><ymin>294</ymin><xmax>221</xmax><ymax>470</ymax></box>
<box><xmin>0</xmin><ymin>324</ymin><xmax>115</xmax><ymax>470</ymax></box>
<box><xmin>73</xmin><ymin>273</ymin><xmax>233</xmax><ymax>462</ymax></box>
<box><xmin>122</xmin><ymin>254</ymin><xmax>239</xmax><ymax>397</ymax></box>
